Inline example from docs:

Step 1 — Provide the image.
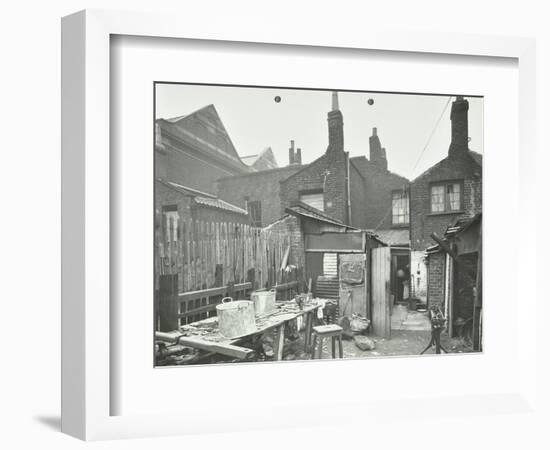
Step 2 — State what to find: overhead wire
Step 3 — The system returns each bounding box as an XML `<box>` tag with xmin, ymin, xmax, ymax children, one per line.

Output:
<box><xmin>372</xmin><ymin>96</ymin><xmax>453</xmax><ymax>232</ymax></box>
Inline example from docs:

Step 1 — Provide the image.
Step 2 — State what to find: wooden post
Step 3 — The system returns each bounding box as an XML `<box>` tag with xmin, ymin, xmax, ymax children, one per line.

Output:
<box><xmin>158</xmin><ymin>274</ymin><xmax>179</xmax><ymax>332</ymax></box>
<box><xmin>247</xmin><ymin>268</ymin><xmax>255</xmax><ymax>291</ymax></box>
<box><xmin>473</xmin><ymin>225</ymin><xmax>483</xmax><ymax>351</ymax></box>
<box><xmin>214</xmin><ymin>264</ymin><xmax>223</xmax><ymax>288</ymax></box>
<box><xmin>273</xmin><ymin>325</ymin><xmax>285</xmax><ymax>361</ymax></box>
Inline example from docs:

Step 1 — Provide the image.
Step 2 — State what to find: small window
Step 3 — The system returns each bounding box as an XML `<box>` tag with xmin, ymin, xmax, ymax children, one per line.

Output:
<box><xmin>247</xmin><ymin>200</ymin><xmax>262</xmax><ymax>227</ymax></box>
<box><xmin>431</xmin><ymin>181</ymin><xmax>462</xmax><ymax>213</ymax></box>
<box><xmin>392</xmin><ymin>190</ymin><xmax>409</xmax><ymax>225</ymax></box>
<box><xmin>300</xmin><ymin>191</ymin><xmax>325</xmax><ymax>211</ymax></box>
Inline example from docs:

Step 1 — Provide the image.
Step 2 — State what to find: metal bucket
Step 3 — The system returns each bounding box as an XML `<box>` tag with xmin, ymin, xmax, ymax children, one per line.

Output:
<box><xmin>250</xmin><ymin>289</ymin><xmax>277</xmax><ymax>316</ymax></box>
<box><xmin>216</xmin><ymin>297</ymin><xmax>257</xmax><ymax>339</ymax></box>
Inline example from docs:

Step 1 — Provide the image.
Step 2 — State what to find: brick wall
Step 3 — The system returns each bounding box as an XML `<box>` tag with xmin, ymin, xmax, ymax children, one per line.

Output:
<box><xmin>263</xmin><ymin>215</ymin><xmax>305</xmax><ymax>270</ymax></box>
<box><xmin>155</xmin><ymin>180</ymin><xmax>249</xmax><ymax>226</ymax></box>
<box><xmin>410</xmin><ymin>152</ymin><xmax>482</xmax><ymax>251</ymax></box>
<box><xmin>454</xmin><ymin>252</ymin><xmax>478</xmax><ymax>321</ymax></box>
<box><xmin>349</xmin><ymin>161</ymin><xmax>367</xmax><ymax>228</ymax></box>
<box><xmin>351</xmin><ymin>156</ymin><xmax>410</xmax><ymax>230</ymax></box>
<box><xmin>216</xmin><ymin>166</ymin><xmax>302</xmax><ymax>227</ymax></box>
<box><xmin>155</xmin><ymin>180</ymin><xmax>192</xmax><ymax>220</ymax></box>
<box><xmin>427</xmin><ymin>251</ymin><xmax>445</xmax><ymax>307</ymax></box>
<box><xmin>280</xmin><ymin>150</ymin><xmax>349</xmax><ymax>224</ymax></box>
<box><xmin>157</xmin><ymin>134</ymin><xmax>241</xmax><ymax>195</ymax></box>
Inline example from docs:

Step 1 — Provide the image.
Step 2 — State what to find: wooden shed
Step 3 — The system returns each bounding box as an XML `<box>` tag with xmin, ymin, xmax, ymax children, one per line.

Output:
<box><xmin>285</xmin><ymin>203</ymin><xmax>391</xmax><ymax>338</ymax></box>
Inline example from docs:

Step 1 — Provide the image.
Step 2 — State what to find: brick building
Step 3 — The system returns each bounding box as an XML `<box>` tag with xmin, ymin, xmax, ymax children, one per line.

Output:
<box><xmin>409</xmin><ymin>96</ymin><xmax>482</xmax><ymax>305</ymax></box>
<box><xmin>279</xmin><ymin>92</ymin><xmax>367</xmax><ymax>228</ymax></box>
<box><xmin>217</xmin><ymin>141</ymin><xmax>303</xmax><ymax>227</ymax></box>
<box><xmin>155</xmin><ymin>105</ymin><xmax>253</xmax><ymax>195</ymax></box>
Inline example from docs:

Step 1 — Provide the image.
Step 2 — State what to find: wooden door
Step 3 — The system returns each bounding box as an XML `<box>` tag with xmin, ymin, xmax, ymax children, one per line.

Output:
<box><xmin>339</xmin><ymin>253</ymin><xmax>367</xmax><ymax>318</ymax></box>
<box><xmin>371</xmin><ymin>247</ymin><xmax>391</xmax><ymax>338</ymax></box>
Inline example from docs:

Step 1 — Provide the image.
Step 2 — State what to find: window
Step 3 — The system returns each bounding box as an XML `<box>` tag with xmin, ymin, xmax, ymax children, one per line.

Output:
<box><xmin>392</xmin><ymin>190</ymin><xmax>409</xmax><ymax>225</ymax></box>
<box><xmin>430</xmin><ymin>181</ymin><xmax>462</xmax><ymax>213</ymax></box>
<box><xmin>247</xmin><ymin>200</ymin><xmax>262</xmax><ymax>227</ymax></box>
<box><xmin>299</xmin><ymin>191</ymin><xmax>325</xmax><ymax>211</ymax></box>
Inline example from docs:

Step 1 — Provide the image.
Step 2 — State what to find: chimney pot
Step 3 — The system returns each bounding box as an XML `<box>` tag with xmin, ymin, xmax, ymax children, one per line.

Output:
<box><xmin>372</xmin><ymin>127</ymin><xmax>377</xmax><ymax>137</ymax></box>
<box><xmin>296</xmin><ymin>148</ymin><xmax>302</xmax><ymax>165</ymax></box>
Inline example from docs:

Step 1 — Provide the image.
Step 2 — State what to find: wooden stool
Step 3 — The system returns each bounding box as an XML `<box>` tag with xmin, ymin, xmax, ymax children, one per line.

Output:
<box><xmin>311</xmin><ymin>324</ymin><xmax>343</xmax><ymax>359</ymax></box>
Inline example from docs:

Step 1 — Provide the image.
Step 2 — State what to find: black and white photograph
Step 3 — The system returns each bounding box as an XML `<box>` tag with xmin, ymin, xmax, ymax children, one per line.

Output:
<box><xmin>154</xmin><ymin>83</ymin><xmax>483</xmax><ymax>367</ymax></box>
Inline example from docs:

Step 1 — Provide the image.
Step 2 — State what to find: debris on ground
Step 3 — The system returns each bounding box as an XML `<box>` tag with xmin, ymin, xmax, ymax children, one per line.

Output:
<box><xmin>354</xmin><ymin>335</ymin><xmax>376</xmax><ymax>351</ymax></box>
<box><xmin>339</xmin><ymin>314</ymin><xmax>370</xmax><ymax>340</ymax></box>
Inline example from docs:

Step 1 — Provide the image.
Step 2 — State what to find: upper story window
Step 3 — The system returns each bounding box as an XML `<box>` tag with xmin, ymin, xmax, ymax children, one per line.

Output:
<box><xmin>299</xmin><ymin>191</ymin><xmax>325</xmax><ymax>212</ymax></box>
<box><xmin>247</xmin><ymin>200</ymin><xmax>262</xmax><ymax>227</ymax></box>
<box><xmin>431</xmin><ymin>181</ymin><xmax>462</xmax><ymax>213</ymax></box>
<box><xmin>392</xmin><ymin>190</ymin><xmax>409</xmax><ymax>225</ymax></box>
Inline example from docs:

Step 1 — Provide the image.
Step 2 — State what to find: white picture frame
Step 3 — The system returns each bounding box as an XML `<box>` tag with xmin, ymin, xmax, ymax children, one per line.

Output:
<box><xmin>61</xmin><ymin>9</ymin><xmax>538</xmax><ymax>441</ymax></box>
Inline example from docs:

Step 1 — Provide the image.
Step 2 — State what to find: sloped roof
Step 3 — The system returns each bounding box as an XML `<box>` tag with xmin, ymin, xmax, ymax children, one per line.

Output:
<box><xmin>193</xmin><ymin>196</ymin><xmax>248</xmax><ymax>215</ymax></box>
<box><xmin>443</xmin><ymin>213</ymin><xmax>481</xmax><ymax>240</ymax></box>
<box><xmin>371</xmin><ymin>228</ymin><xmax>410</xmax><ymax>247</ymax></box>
<box><xmin>157</xmin><ymin>104</ymin><xmax>251</xmax><ymax>173</ymax></box>
<box><xmin>285</xmin><ymin>202</ymin><xmax>357</xmax><ymax>229</ymax></box>
<box><xmin>468</xmin><ymin>150</ymin><xmax>483</xmax><ymax>167</ymax></box>
<box><xmin>412</xmin><ymin>150</ymin><xmax>483</xmax><ymax>182</ymax></box>
<box><xmin>241</xmin><ymin>147</ymin><xmax>279</xmax><ymax>171</ymax></box>
<box><xmin>157</xmin><ymin>179</ymin><xmax>248</xmax><ymax>216</ymax></box>
<box><xmin>426</xmin><ymin>213</ymin><xmax>481</xmax><ymax>254</ymax></box>
<box><xmin>350</xmin><ymin>155</ymin><xmax>409</xmax><ymax>184</ymax></box>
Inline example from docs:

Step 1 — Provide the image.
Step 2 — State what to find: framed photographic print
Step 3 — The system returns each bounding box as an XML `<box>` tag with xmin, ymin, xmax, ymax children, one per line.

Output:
<box><xmin>62</xmin><ymin>9</ymin><xmax>538</xmax><ymax>441</ymax></box>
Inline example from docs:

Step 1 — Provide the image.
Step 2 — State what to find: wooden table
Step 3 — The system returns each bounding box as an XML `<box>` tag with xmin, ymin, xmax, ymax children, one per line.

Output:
<box><xmin>156</xmin><ymin>300</ymin><xmax>324</xmax><ymax>362</ymax></box>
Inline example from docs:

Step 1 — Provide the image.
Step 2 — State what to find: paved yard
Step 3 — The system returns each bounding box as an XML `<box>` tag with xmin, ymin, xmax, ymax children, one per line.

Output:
<box><xmin>278</xmin><ymin>306</ymin><xmax>474</xmax><ymax>361</ymax></box>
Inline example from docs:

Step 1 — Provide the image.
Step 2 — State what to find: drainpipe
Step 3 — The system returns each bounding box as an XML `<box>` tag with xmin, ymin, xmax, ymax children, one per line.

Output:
<box><xmin>346</xmin><ymin>155</ymin><xmax>352</xmax><ymax>226</ymax></box>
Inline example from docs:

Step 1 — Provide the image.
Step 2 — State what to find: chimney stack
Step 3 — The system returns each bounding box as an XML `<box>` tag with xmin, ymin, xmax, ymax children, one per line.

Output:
<box><xmin>369</xmin><ymin>127</ymin><xmax>388</xmax><ymax>171</ymax></box>
<box><xmin>295</xmin><ymin>148</ymin><xmax>302</xmax><ymax>165</ymax></box>
<box><xmin>449</xmin><ymin>96</ymin><xmax>469</xmax><ymax>157</ymax></box>
<box><xmin>289</xmin><ymin>140</ymin><xmax>295</xmax><ymax>165</ymax></box>
<box><xmin>327</xmin><ymin>91</ymin><xmax>344</xmax><ymax>154</ymax></box>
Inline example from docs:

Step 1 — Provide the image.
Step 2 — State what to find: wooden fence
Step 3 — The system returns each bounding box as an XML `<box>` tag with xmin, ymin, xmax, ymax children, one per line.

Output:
<box><xmin>155</xmin><ymin>217</ymin><xmax>304</xmax><ymax>330</ymax></box>
<box><xmin>157</xmin><ymin>218</ymin><xmax>294</xmax><ymax>292</ymax></box>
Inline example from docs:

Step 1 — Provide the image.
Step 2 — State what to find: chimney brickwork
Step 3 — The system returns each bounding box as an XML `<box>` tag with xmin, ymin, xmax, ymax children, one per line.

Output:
<box><xmin>369</xmin><ymin>127</ymin><xmax>388</xmax><ymax>171</ymax></box>
<box><xmin>448</xmin><ymin>96</ymin><xmax>469</xmax><ymax>158</ymax></box>
<box><xmin>327</xmin><ymin>92</ymin><xmax>344</xmax><ymax>154</ymax></box>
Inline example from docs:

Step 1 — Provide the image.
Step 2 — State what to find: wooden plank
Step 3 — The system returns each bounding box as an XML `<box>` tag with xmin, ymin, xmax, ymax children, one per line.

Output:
<box><xmin>272</xmin><ymin>324</ymin><xmax>286</xmax><ymax>361</ymax></box>
<box><xmin>371</xmin><ymin>247</ymin><xmax>391</xmax><ymax>338</ymax></box>
<box><xmin>178</xmin><ymin>282</ymin><xmax>252</xmax><ymax>301</ymax></box>
<box><xmin>158</xmin><ymin>274</ymin><xmax>179</xmax><ymax>331</ymax></box>
<box><xmin>160</xmin><ymin>335</ymin><xmax>254</xmax><ymax>360</ymax></box>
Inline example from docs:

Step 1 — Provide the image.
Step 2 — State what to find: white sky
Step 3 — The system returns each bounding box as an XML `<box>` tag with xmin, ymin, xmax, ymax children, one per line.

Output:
<box><xmin>155</xmin><ymin>84</ymin><xmax>483</xmax><ymax>180</ymax></box>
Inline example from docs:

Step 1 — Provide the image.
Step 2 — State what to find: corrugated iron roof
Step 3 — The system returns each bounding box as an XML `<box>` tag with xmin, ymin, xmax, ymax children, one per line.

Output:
<box><xmin>426</xmin><ymin>213</ymin><xmax>481</xmax><ymax>255</ymax></box>
<box><xmin>157</xmin><ymin>179</ymin><xmax>248</xmax><ymax>216</ymax></box>
<box><xmin>286</xmin><ymin>202</ymin><xmax>353</xmax><ymax>228</ymax></box>
<box><xmin>193</xmin><ymin>196</ymin><xmax>248</xmax><ymax>215</ymax></box>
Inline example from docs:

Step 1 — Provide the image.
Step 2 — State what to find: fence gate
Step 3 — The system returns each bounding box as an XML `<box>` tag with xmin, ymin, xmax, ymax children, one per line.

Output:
<box><xmin>371</xmin><ymin>247</ymin><xmax>391</xmax><ymax>338</ymax></box>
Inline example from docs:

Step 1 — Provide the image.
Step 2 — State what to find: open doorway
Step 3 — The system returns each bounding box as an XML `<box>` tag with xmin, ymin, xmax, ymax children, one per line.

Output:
<box><xmin>391</xmin><ymin>251</ymin><xmax>410</xmax><ymax>305</ymax></box>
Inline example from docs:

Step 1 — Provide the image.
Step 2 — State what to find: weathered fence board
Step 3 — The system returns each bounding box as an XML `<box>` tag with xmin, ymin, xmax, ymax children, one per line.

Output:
<box><xmin>157</xmin><ymin>217</ymin><xmax>293</xmax><ymax>295</ymax></box>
